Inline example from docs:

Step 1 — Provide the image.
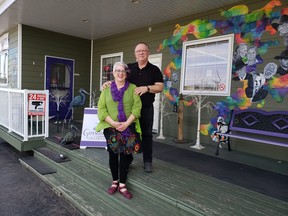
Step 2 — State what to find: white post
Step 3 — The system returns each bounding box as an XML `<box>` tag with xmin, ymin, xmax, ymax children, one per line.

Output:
<box><xmin>44</xmin><ymin>90</ymin><xmax>49</xmax><ymax>138</ymax></box>
<box><xmin>23</xmin><ymin>89</ymin><xmax>29</xmax><ymax>141</ymax></box>
<box><xmin>190</xmin><ymin>94</ymin><xmax>205</xmax><ymax>149</ymax></box>
<box><xmin>8</xmin><ymin>90</ymin><xmax>12</xmax><ymax>132</ymax></box>
<box><xmin>156</xmin><ymin>93</ymin><xmax>165</xmax><ymax>139</ymax></box>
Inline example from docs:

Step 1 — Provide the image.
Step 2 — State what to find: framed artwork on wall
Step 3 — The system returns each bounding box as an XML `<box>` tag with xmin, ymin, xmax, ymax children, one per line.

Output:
<box><xmin>180</xmin><ymin>34</ymin><xmax>234</xmax><ymax>96</ymax></box>
<box><xmin>100</xmin><ymin>52</ymin><xmax>123</xmax><ymax>90</ymax></box>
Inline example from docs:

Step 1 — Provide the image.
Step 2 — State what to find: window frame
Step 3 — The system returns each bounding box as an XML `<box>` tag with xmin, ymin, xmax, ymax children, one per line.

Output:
<box><xmin>0</xmin><ymin>33</ymin><xmax>9</xmax><ymax>86</ymax></box>
<box><xmin>180</xmin><ymin>34</ymin><xmax>234</xmax><ymax>96</ymax></box>
<box><xmin>100</xmin><ymin>52</ymin><xmax>123</xmax><ymax>90</ymax></box>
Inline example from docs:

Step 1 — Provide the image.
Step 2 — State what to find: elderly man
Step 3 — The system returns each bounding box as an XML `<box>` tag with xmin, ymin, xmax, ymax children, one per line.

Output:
<box><xmin>127</xmin><ymin>42</ymin><xmax>164</xmax><ymax>172</ymax></box>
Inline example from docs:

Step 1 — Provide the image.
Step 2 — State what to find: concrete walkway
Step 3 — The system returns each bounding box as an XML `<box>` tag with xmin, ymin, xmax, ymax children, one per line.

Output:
<box><xmin>0</xmin><ymin>139</ymin><xmax>84</xmax><ymax>216</ymax></box>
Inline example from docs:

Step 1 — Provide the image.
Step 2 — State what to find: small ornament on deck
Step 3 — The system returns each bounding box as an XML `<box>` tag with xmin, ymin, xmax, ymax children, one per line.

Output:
<box><xmin>211</xmin><ymin>116</ymin><xmax>229</xmax><ymax>146</ymax></box>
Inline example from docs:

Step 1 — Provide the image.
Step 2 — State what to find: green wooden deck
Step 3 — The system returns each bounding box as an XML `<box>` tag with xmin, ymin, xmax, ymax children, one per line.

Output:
<box><xmin>8</xmin><ymin>122</ymin><xmax>288</xmax><ymax>215</ymax></box>
<box><xmin>27</xmin><ymin>140</ymin><xmax>287</xmax><ymax>215</ymax></box>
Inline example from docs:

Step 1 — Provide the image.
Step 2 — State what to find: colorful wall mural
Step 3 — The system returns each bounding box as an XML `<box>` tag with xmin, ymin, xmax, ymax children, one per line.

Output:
<box><xmin>158</xmin><ymin>0</ymin><xmax>288</xmax><ymax>136</ymax></box>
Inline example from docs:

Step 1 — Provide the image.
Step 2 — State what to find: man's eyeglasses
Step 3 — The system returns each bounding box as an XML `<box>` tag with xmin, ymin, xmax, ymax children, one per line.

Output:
<box><xmin>135</xmin><ymin>50</ymin><xmax>149</xmax><ymax>53</ymax></box>
<box><xmin>114</xmin><ymin>70</ymin><xmax>126</xmax><ymax>73</ymax></box>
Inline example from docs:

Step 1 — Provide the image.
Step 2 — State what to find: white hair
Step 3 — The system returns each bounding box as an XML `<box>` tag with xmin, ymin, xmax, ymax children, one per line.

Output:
<box><xmin>113</xmin><ymin>61</ymin><xmax>128</xmax><ymax>72</ymax></box>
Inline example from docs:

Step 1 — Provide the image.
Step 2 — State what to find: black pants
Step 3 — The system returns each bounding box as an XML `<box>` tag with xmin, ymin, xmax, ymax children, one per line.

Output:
<box><xmin>140</xmin><ymin>105</ymin><xmax>154</xmax><ymax>163</ymax></box>
<box><xmin>126</xmin><ymin>105</ymin><xmax>154</xmax><ymax>165</ymax></box>
<box><xmin>109</xmin><ymin>151</ymin><xmax>130</xmax><ymax>184</ymax></box>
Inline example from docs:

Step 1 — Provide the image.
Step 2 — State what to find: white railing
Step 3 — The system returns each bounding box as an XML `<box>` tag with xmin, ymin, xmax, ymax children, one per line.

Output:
<box><xmin>0</xmin><ymin>88</ymin><xmax>49</xmax><ymax>141</ymax></box>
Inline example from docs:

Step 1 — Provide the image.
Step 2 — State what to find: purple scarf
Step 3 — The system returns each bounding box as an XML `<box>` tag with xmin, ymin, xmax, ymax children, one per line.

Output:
<box><xmin>110</xmin><ymin>81</ymin><xmax>130</xmax><ymax>138</ymax></box>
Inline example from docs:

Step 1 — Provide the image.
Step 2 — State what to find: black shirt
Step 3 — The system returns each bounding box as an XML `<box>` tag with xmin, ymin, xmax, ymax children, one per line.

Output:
<box><xmin>128</xmin><ymin>62</ymin><xmax>163</xmax><ymax>107</ymax></box>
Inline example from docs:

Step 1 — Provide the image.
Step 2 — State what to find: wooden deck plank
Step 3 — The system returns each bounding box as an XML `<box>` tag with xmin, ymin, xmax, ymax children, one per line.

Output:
<box><xmin>34</xmin><ymin>147</ymin><xmax>191</xmax><ymax>216</ymax></box>
<box><xmin>43</xmin><ymin>125</ymin><xmax>288</xmax><ymax>216</ymax></box>
<box><xmin>56</xmin><ymin>145</ymin><xmax>288</xmax><ymax>216</ymax></box>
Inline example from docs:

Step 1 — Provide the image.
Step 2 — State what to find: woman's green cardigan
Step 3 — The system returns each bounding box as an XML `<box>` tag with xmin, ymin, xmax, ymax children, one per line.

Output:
<box><xmin>96</xmin><ymin>83</ymin><xmax>142</xmax><ymax>135</ymax></box>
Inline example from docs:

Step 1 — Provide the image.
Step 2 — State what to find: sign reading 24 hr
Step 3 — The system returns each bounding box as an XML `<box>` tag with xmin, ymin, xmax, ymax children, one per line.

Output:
<box><xmin>28</xmin><ymin>93</ymin><xmax>46</xmax><ymax>116</ymax></box>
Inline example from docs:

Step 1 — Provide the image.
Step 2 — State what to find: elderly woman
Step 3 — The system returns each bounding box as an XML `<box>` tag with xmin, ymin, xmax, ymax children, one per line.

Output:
<box><xmin>96</xmin><ymin>61</ymin><xmax>142</xmax><ymax>199</ymax></box>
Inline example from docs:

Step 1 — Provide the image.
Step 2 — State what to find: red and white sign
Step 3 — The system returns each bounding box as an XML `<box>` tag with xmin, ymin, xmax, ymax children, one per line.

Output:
<box><xmin>218</xmin><ymin>83</ymin><xmax>226</xmax><ymax>91</ymax></box>
<box><xmin>28</xmin><ymin>93</ymin><xmax>46</xmax><ymax>116</ymax></box>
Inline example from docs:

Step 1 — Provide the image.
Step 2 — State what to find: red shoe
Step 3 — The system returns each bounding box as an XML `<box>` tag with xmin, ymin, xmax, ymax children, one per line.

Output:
<box><xmin>118</xmin><ymin>185</ymin><xmax>132</xmax><ymax>199</ymax></box>
<box><xmin>107</xmin><ymin>181</ymin><xmax>118</xmax><ymax>195</ymax></box>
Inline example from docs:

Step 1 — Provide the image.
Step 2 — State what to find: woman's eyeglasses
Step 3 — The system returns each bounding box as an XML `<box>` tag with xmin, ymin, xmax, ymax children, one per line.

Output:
<box><xmin>114</xmin><ymin>70</ymin><xmax>126</xmax><ymax>73</ymax></box>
